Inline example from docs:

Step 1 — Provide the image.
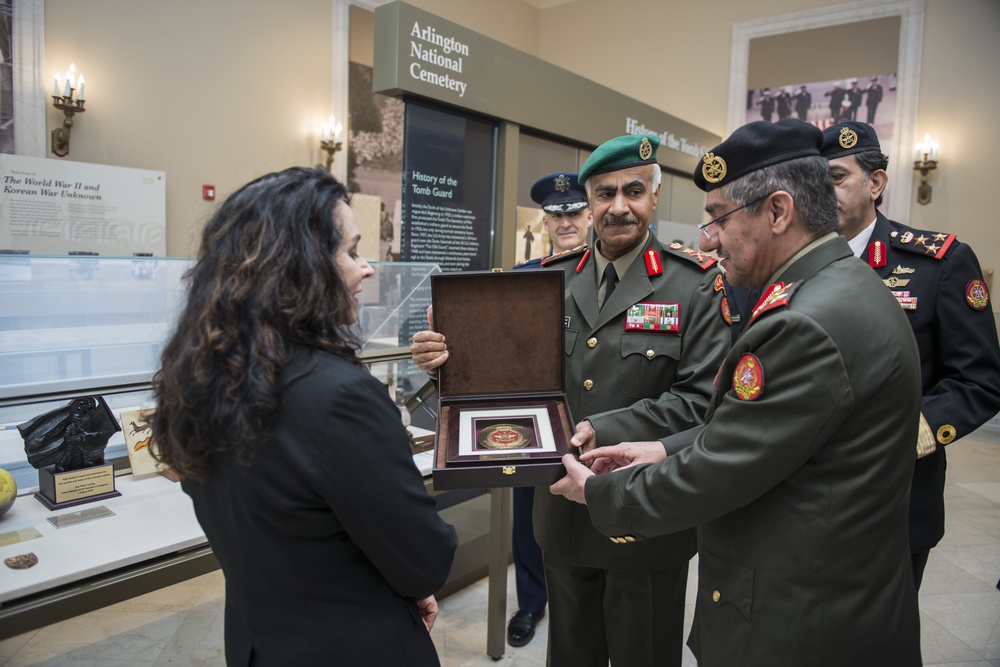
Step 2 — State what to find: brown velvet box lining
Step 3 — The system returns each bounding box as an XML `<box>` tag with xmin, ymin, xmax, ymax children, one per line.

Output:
<box><xmin>430</xmin><ymin>270</ymin><xmax>575</xmax><ymax>489</ymax></box>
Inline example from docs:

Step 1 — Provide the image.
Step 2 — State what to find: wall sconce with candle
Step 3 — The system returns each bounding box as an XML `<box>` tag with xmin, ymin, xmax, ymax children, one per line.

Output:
<box><xmin>318</xmin><ymin>115</ymin><xmax>344</xmax><ymax>172</ymax></box>
<box><xmin>51</xmin><ymin>63</ymin><xmax>86</xmax><ymax>158</ymax></box>
<box><xmin>913</xmin><ymin>133</ymin><xmax>938</xmax><ymax>206</ymax></box>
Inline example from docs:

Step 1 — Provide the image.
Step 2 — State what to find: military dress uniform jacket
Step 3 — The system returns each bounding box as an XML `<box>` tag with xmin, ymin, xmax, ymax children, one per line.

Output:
<box><xmin>183</xmin><ymin>348</ymin><xmax>458</xmax><ymax>667</ymax></box>
<box><xmin>533</xmin><ymin>233</ymin><xmax>730</xmax><ymax>571</ymax></box>
<box><xmin>586</xmin><ymin>237</ymin><xmax>922</xmax><ymax>666</ymax></box>
<box><xmin>864</xmin><ymin>212</ymin><xmax>1000</xmax><ymax>553</ymax></box>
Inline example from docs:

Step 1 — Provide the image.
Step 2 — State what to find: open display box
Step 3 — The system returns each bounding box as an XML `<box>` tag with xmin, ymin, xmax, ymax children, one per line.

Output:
<box><xmin>431</xmin><ymin>269</ymin><xmax>575</xmax><ymax>489</ymax></box>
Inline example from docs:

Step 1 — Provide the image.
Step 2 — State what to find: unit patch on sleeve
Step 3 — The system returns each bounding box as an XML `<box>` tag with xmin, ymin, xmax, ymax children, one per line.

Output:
<box><xmin>966</xmin><ymin>278</ymin><xmax>990</xmax><ymax>311</ymax></box>
<box><xmin>733</xmin><ymin>354</ymin><xmax>764</xmax><ymax>401</ymax></box>
<box><xmin>720</xmin><ymin>295</ymin><xmax>733</xmax><ymax>325</ymax></box>
<box><xmin>624</xmin><ymin>302</ymin><xmax>680</xmax><ymax>333</ymax></box>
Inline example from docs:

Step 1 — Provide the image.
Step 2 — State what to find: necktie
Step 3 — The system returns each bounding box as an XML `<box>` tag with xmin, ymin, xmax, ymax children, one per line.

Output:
<box><xmin>602</xmin><ymin>263</ymin><xmax>618</xmax><ymax>308</ymax></box>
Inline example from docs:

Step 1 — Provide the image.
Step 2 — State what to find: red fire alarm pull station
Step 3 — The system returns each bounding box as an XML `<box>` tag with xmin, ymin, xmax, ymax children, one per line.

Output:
<box><xmin>202</xmin><ymin>185</ymin><xmax>216</xmax><ymax>201</ymax></box>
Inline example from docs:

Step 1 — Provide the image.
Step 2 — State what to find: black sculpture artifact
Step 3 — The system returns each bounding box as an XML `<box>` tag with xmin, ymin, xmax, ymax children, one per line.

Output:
<box><xmin>18</xmin><ymin>396</ymin><xmax>122</xmax><ymax>472</ymax></box>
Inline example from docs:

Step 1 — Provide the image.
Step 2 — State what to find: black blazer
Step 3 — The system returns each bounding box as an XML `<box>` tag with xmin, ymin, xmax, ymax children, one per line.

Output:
<box><xmin>865</xmin><ymin>213</ymin><xmax>1000</xmax><ymax>552</ymax></box>
<box><xmin>183</xmin><ymin>347</ymin><xmax>457</xmax><ymax>666</ymax></box>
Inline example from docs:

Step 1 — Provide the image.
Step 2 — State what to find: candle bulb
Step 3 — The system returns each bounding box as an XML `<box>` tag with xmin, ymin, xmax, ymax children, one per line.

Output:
<box><xmin>54</xmin><ymin>73</ymin><xmax>61</xmax><ymax>97</ymax></box>
<box><xmin>76</xmin><ymin>74</ymin><xmax>85</xmax><ymax>101</ymax></box>
<box><xmin>65</xmin><ymin>63</ymin><xmax>76</xmax><ymax>98</ymax></box>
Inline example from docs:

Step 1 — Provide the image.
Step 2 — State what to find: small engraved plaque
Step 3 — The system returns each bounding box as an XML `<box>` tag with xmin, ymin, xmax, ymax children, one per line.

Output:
<box><xmin>46</xmin><ymin>505</ymin><xmax>115</xmax><ymax>529</ymax></box>
<box><xmin>35</xmin><ymin>462</ymin><xmax>122</xmax><ymax>510</ymax></box>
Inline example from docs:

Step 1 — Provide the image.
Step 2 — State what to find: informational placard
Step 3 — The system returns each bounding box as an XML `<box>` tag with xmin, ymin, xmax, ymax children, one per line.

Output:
<box><xmin>400</xmin><ymin>103</ymin><xmax>494</xmax><ymax>272</ymax></box>
<box><xmin>374</xmin><ymin>1</ymin><xmax>719</xmax><ymax>174</ymax></box>
<box><xmin>0</xmin><ymin>155</ymin><xmax>166</xmax><ymax>256</ymax></box>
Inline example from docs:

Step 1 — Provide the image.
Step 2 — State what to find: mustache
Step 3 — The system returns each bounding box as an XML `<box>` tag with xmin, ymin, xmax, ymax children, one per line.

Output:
<box><xmin>602</xmin><ymin>213</ymin><xmax>638</xmax><ymax>226</ymax></box>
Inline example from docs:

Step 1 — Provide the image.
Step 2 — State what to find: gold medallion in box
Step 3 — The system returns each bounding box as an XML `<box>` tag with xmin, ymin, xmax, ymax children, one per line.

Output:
<box><xmin>431</xmin><ymin>269</ymin><xmax>576</xmax><ymax>489</ymax></box>
<box><xmin>477</xmin><ymin>424</ymin><xmax>533</xmax><ymax>450</ymax></box>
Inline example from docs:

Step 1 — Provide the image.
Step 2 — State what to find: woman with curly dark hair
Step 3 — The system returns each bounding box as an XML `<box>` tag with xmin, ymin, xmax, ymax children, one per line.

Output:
<box><xmin>153</xmin><ymin>167</ymin><xmax>456</xmax><ymax>666</ymax></box>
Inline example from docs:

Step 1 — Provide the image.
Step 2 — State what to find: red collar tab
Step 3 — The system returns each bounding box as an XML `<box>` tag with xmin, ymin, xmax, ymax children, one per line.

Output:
<box><xmin>643</xmin><ymin>249</ymin><xmax>663</xmax><ymax>276</ymax></box>
<box><xmin>868</xmin><ymin>240</ymin><xmax>887</xmax><ymax>268</ymax></box>
<box><xmin>750</xmin><ymin>281</ymin><xmax>795</xmax><ymax>323</ymax></box>
<box><xmin>575</xmin><ymin>247</ymin><xmax>592</xmax><ymax>273</ymax></box>
<box><xmin>714</xmin><ymin>274</ymin><xmax>725</xmax><ymax>292</ymax></box>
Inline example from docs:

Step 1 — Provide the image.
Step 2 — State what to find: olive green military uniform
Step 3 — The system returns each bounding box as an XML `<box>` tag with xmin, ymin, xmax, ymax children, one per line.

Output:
<box><xmin>534</xmin><ymin>232</ymin><xmax>729</xmax><ymax>666</ymax></box>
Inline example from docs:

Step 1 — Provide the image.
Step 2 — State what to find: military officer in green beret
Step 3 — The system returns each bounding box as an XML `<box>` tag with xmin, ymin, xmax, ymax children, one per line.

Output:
<box><xmin>552</xmin><ymin>119</ymin><xmax>922</xmax><ymax>666</ymax></box>
<box><xmin>821</xmin><ymin>121</ymin><xmax>1000</xmax><ymax>592</ymax></box>
<box><xmin>413</xmin><ymin>134</ymin><xmax>731</xmax><ymax>666</ymax></box>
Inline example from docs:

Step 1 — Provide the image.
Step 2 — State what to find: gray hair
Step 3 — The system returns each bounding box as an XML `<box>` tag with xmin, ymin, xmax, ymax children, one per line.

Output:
<box><xmin>720</xmin><ymin>155</ymin><xmax>838</xmax><ymax>236</ymax></box>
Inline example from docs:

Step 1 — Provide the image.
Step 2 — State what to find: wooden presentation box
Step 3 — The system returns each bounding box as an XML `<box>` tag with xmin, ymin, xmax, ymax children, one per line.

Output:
<box><xmin>431</xmin><ymin>269</ymin><xmax>575</xmax><ymax>490</ymax></box>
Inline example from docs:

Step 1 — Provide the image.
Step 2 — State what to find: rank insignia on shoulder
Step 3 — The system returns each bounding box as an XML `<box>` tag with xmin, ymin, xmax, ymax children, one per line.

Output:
<box><xmin>966</xmin><ymin>278</ymin><xmax>990</xmax><ymax>311</ymax></box>
<box><xmin>750</xmin><ymin>281</ymin><xmax>797</xmax><ymax>324</ymax></box>
<box><xmin>714</xmin><ymin>274</ymin><xmax>725</xmax><ymax>292</ymax></box>
<box><xmin>540</xmin><ymin>244</ymin><xmax>589</xmax><ymax>268</ymax></box>
<box><xmin>889</xmin><ymin>228</ymin><xmax>956</xmax><ymax>260</ymax></box>
<box><xmin>733</xmin><ymin>353</ymin><xmax>764</xmax><ymax>401</ymax></box>
<box><xmin>666</xmin><ymin>242</ymin><xmax>718</xmax><ymax>270</ymax></box>
<box><xmin>721</xmin><ymin>295</ymin><xmax>733</xmax><ymax>325</ymax></box>
<box><xmin>624</xmin><ymin>302</ymin><xmax>680</xmax><ymax>333</ymax></box>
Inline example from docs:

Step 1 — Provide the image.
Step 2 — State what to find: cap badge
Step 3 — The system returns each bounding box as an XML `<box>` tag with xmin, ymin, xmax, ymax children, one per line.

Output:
<box><xmin>966</xmin><ymin>278</ymin><xmax>990</xmax><ymax>311</ymax></box>
<box><xmin>554</xmin><ymin>174</ymin><xmax>571</xmax><ymax>192</ymax></box>
<box><xmin>733</xmin><ymin>353</ymin><xmax>764</xmax><ymax>401</ymax></box>
<box><xmin>639</xmin><ymin>137</ymin><xmax>653</xmax><ymax>161</ymax></box>
<box><xmin>702</xmin><ymin>152</ymin><xmax>727</xmax><ymax>184</ymax></box>
<box><xmin>838</xmin><ymin>127</ymin><xmax>858</xmax><ymax>149</ymax></box>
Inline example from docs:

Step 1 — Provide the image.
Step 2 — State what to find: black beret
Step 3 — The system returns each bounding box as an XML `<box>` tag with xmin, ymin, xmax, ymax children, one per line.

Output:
<box><xmin>530</xmin><ymin>173</ymin><xmax>588</xmax><ymax>213</ymax></box>
<box><xmin>693</xmin><ymin>118</ymin><xmax>823</xmax><ymax>192</ymax></box>
<box><xmin>820</xmin><ymin>121</ymin><xmax>882</xmax><ymax>160</ymax></box>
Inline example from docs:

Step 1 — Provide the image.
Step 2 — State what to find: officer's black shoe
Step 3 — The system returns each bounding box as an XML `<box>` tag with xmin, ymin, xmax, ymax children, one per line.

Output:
<box><xmin>507</xmin><ymin>609</ymin><xmax>544</xmax><ymax>647</ymax></box>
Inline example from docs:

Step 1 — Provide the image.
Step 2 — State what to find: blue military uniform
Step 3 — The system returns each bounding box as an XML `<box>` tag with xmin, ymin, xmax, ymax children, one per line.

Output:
<box><xmin>821</xmin><ymin>120</ymin><xmax>1000</xmax><ymax>586</ymax></box>
<box><xmin>860</xmin><ymin>213</ymin><xmax>1000</xmax><ymax>558</ymax></box>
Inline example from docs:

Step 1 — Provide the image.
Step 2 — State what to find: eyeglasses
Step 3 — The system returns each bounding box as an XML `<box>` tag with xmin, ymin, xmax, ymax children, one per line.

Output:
<box><xmin>698</xmin><ymin>193</ymin><xmax>773</xmax><ymax>238</ymax></box>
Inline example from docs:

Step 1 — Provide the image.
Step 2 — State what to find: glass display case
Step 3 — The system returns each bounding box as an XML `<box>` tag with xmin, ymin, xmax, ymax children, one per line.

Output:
<box><xmin>0</xmin><ymin>256</ymin><xmax>501</xmax><ymax>643</ymax></box>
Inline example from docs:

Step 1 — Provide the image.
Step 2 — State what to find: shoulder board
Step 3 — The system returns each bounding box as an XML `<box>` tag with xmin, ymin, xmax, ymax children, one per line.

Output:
<box><xmin>540</xmin><ymin>244</ymin><xmax>588</xmax><ymax>267</ymax></box>
<box><xmin>888</xmin><ymin>228</ymin><xmax>956</xmax><ymax>260</ymax></box>
<box><xmin>665</xmin><ymin>243</ymin><xmax>718</xmax><ymax>270</ymax></box>
<box><xmin>748</xmin><ymin>281</ymin><xmax>802</xmax><ymax>325</ymax></box>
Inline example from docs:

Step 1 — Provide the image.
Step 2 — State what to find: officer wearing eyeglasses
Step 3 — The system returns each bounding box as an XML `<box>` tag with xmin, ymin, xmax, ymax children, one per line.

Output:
<box><xmin>552</xmin><ymin>118</ymin><xmax>923</xmax><ymax>666</ymax></box>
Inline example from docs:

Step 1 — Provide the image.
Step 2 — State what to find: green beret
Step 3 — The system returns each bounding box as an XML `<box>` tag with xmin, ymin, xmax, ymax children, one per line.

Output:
<box><xmin>579</xmin><ymin>134</ymin><xmax>659</xmax><ymax>184</ymax></box>
<box><xmin>821</xmin><ymin>121</ymin><xmax>882</xmax><ymax>160</ymax></box>
<box><xmin>693</xmin><ymin>118</ymin><xmax>823</xmax><ymax>192</ymax></box>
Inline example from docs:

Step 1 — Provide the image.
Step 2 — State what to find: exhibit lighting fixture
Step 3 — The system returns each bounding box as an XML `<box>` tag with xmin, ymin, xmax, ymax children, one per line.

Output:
<box><xmin>51</xmin><ymin>63</ymin><xmax>86</xmax><ymax>158</ymax></box>
<box><xmin>913</xmin><ymin>133</ymin><xmax>939</xmax><ymax>206</ymax></box>
<box><xmin>319</xmin><ymin>115</ymin><xmax>344</xmax><ymax>172</ymax></box>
